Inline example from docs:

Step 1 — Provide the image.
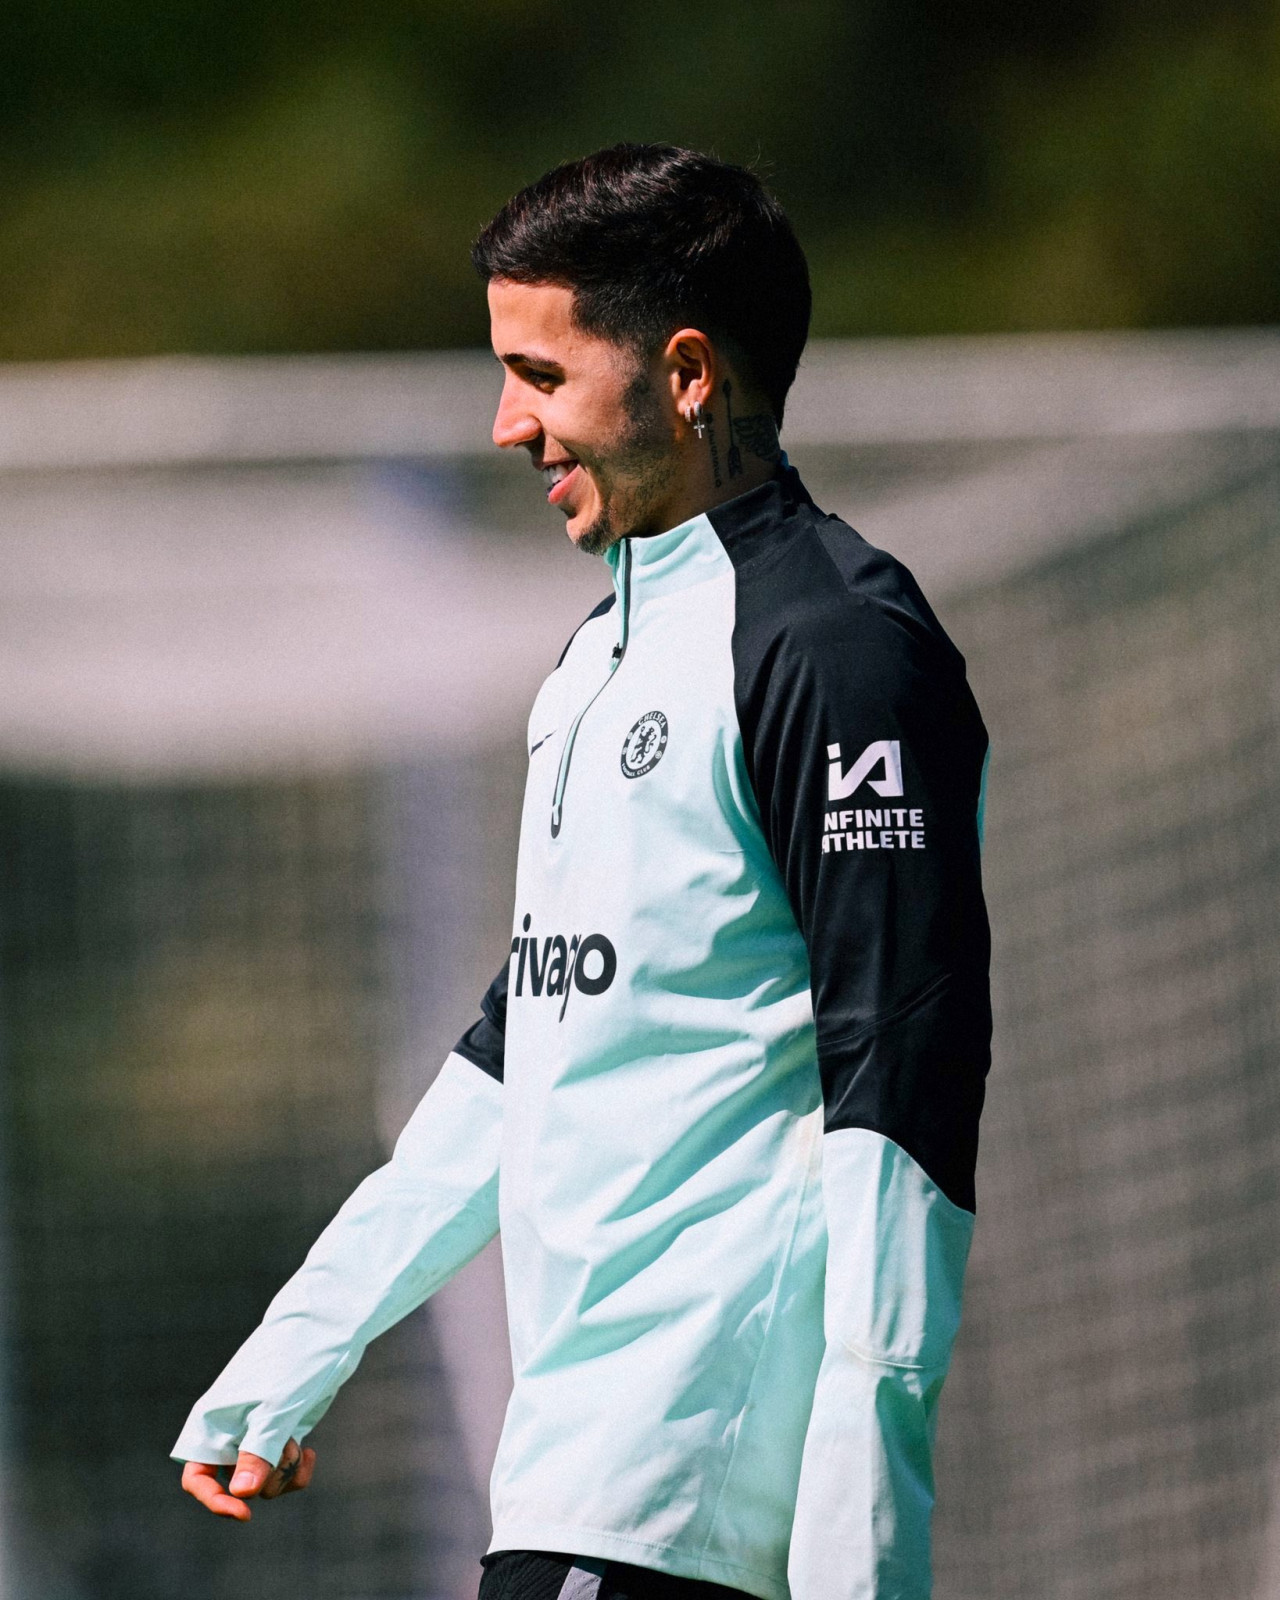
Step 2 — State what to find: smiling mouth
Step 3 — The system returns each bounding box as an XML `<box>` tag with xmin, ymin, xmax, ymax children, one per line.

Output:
<box><xmin>541</xmin><ymin>459</ymin><xmax>582</xmax><ymax>505</ymax></box>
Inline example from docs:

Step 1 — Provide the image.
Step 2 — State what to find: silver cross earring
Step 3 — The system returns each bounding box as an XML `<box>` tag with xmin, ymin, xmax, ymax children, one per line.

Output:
<box><xmin>689</xmin><ymin>401</ymin><xmax>706</xmax><ymax>439</ymax></box>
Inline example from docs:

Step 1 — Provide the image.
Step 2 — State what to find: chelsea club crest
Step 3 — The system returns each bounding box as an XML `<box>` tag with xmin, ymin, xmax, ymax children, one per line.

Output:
<box><xmin>621</xmin><ymin>711</ymin><xmax>669</xmax><ymax>778</ymax></box>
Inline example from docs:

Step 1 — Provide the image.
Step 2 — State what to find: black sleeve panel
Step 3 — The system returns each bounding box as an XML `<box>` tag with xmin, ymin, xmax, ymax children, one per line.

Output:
<box><xmin>454</xmin><ymin>592</ymin><xmax>614</xmax><ymax>1088</ymax></box>
<box><xmin>455</xmin><ymin>591</ymin><xmax>614</xmax><ymax>1083</ymax></box>
<box><xmin>556</xmin><ymin>592</ymin><xmax>616</xmax><ymax>668</ymax></box>
<box><xmin>722</xmin><ymin>508</ymin><xmax>991</xmax><ymax>1211</ymax></box>
<box><xmin>452</xmin><ymin>959</ymin><xmax>508</xmax><ymax>1083</ymax></box>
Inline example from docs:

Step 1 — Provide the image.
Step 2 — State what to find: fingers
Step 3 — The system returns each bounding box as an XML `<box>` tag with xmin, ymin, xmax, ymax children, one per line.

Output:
<box><xmin>257</xmin><ymin>1438</ymin><xmax>298</xmax><ymax>1501</ymax></box>
<box><xmin>282</xmin><ymin>1447</ymin><xmax>317</xmax><ymax>1496</ymax></box>
<box><xmin>228</xmin><ymin>1449</ymin><xmax>275</xmax><ymax>1501</ymax></box>
<box><xmin>257</xmin><ymin>1438</ymin><xmax>314</xmax><ymax>1501</ymax></box>
<box><xmin>182</xmin><ymin>1459</ymin><xmax>254</xmax><ymax>1521</ymax></box>
<box><xmin>182</xmin><ymin>1441</ymin><xmax>314</xmax><ymax>1519</ymax></box>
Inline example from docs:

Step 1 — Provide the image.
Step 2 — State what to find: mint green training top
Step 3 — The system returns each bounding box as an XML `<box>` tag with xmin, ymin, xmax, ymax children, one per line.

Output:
<box><xmin>174</xmin><ymin>468</ymin><xmax>991</xmax><ymax>1600</ymax></box>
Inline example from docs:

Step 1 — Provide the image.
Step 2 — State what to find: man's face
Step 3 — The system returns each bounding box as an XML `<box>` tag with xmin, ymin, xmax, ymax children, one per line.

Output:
<box><xmin>488</xmin><ymin>279</ymin><xmax>677</xmax><ymax>554</ymax></box>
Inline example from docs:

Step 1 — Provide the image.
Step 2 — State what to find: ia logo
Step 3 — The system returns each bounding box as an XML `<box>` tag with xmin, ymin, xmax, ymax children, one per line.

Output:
<box><xmin>826</xmin><ymin>740</ymin><xmax>903</xmax><ymax>801</ymax></box>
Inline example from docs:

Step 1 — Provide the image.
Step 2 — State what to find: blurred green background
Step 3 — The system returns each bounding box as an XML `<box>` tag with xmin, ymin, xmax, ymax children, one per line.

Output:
<box><xmin>2</xmin><ymin>0</ymin><xmax>1278</xmax><ymax>361</ymax></box>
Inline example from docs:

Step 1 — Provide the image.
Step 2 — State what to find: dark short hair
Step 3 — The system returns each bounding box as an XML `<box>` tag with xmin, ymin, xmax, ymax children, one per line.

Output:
<box><xmin>472</xmin><ymin>144</ymin><xmax>811</xmax><ymax>426</ymax></box>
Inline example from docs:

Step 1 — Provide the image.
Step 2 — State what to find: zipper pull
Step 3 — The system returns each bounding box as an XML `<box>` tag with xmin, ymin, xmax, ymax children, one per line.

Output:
<box><xmin>611</xmin><ymin>644</ymin><xmax>623</xmax><ymax>662</ymax></box>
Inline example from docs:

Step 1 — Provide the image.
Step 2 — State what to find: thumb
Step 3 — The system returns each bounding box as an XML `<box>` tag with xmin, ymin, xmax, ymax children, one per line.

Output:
<box><xmin>228</xmin><ymin>1451</ymin><xmax>273</xmax><ymax>1499</ymax></box>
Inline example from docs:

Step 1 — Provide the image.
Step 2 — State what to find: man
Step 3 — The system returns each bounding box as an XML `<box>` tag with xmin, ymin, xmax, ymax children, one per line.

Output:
<box><xmin>175</xmin><ymin>144</ymin><xmax>991</xmax><ymax>1600</ymax></box>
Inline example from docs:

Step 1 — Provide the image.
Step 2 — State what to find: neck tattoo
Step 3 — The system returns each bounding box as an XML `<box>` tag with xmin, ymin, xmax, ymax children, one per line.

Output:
<box><xmin>722</xmin><ymin>381</ymin><xmax>745</xmax><ymax>478</ymax></box>
<box><xmin>704</xmin><ymin>410</ymin><xmax>723</xmax><ymax>489</ymax></box>
<box><xmin>731</xmin><ymin>411</ymin><xmax>781</xmax><ymax>463</ymax></box>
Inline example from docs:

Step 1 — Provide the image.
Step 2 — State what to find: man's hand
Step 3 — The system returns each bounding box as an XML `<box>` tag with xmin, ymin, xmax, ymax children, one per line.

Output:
<box><xmin>181</xmin><ymin>1438</ymin><xmax>316</xmax><ymax>1521</ymax></box>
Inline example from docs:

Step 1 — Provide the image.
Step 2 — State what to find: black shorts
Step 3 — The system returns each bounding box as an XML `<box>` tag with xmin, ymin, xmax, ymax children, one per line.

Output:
<box><xmin>478</xmin><ymin>1549</ymin><xmax>757</xmax><ymax>1600</ymax></box>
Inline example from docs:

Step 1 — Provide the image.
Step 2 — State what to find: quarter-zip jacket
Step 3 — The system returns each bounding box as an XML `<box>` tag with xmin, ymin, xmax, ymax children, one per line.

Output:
<box><xmin>174</xmin><ymin>468</ymin><xmax>991</xmax><ymax>1600</ymax></box>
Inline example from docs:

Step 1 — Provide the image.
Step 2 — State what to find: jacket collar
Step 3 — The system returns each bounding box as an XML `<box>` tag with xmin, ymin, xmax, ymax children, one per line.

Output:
<box><xmin>604</xmin><ymin>465</ymin><xmax>814</xmax><ymax>601</ymax></box>
<box><xmin>704</xmin><ymin>461</ymin><xmax>816</xmax><ymax>557</ymax></box>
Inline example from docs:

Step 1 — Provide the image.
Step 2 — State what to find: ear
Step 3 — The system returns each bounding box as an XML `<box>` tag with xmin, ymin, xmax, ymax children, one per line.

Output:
<box><xmin>662</xmin><ymin>328</ymin><xmax>717</xmax><ymax>420</ymax></box>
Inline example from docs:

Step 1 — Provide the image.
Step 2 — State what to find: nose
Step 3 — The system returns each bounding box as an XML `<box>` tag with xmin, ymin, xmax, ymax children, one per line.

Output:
<box><xmin>492</xmin><ymin>372</ymin><xmax>542</xmax><ymax>450</ymax></box>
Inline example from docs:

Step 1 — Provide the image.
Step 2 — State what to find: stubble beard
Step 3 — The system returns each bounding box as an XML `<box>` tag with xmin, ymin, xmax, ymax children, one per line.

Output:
<box><xmin>572</xmin><ymin>371</ymin><xmax>676</xmax><ymax>557</ymax></box>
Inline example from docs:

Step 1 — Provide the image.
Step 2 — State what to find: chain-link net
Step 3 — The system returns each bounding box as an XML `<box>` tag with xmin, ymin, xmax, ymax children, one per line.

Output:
<box><xmin>0</xmin><ymin>772</ymin><xmax>490</xmax><ymax>1600</ymax></box>
<box><xmin>932</xmin><ymin>443</ymin><xmax>1280</xmax><ymax>1600</ymax></box>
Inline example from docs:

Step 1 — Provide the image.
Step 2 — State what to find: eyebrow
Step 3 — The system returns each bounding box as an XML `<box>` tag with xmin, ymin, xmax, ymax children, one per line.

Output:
<box><xmin>498</xmin><ymin>350</ymin><xmax>565</xmax><ymax>373</ymax></box>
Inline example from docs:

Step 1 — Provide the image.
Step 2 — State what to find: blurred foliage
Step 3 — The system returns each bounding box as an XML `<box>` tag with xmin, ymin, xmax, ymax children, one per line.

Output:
<box><xmin>0</xmin><ymin>0</ymin><xmax>1277</xmax><ymax>357</ymax></box>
